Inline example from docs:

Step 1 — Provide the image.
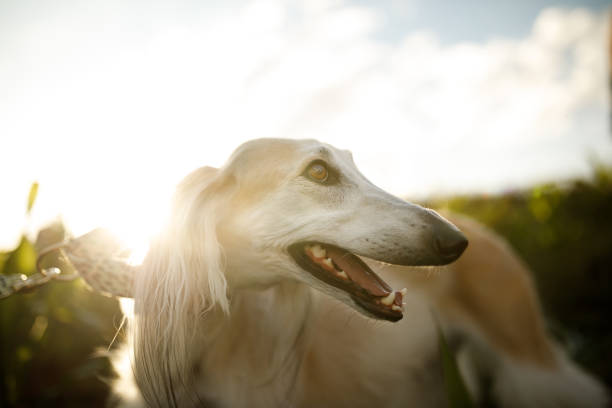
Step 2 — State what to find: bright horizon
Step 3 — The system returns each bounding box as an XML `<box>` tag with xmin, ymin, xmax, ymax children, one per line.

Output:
<box><xmin>1</xmin><ymin>0</ymin><xmax>611</xmax><ymax>251</ymax></box>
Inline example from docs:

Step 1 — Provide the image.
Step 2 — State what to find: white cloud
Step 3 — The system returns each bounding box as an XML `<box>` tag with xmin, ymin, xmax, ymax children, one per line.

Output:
<box><xmin>0</xmin><ymin>1</ymin><xmax>609</xmax><ymax>249</ymax></box>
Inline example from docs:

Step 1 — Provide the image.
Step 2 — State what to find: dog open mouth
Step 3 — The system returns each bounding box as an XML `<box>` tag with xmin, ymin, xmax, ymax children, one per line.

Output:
<box><xmin>288</xmin><ymin>242</ymin><xmax>406</xmax><ymax>322</ymax></box>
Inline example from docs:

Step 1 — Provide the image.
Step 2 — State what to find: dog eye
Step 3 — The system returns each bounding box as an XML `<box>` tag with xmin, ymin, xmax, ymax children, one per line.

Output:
<box><xmin>306</xmin><ymin>161</ymin><xmax>329</xmax><ymax>183</ymax></box>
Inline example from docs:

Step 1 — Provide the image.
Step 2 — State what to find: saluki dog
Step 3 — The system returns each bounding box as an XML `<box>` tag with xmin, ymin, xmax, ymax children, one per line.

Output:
<box><xmin>106</xmin><ymin>139</ymin><xmax>607</xmax><ymax>407</ymax></box>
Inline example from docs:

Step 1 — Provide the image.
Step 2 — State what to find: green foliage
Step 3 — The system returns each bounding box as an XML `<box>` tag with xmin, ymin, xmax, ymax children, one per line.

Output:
<box><xmin>26</xmin><ymin>182</ymin><xmax>38</xmax><ymax>215</ymax></box>
<box><xmin>426</xmin><ymin>167</ymin><xmax>612</xmax><ymax>389</ymax></box>
<box><xmin>0</xmin><ymin>192</ymin><xmax>122</xmax><ymax>407</ymax></box>
<box><xmin>3</xmin><ymin>238</ymin><xmax>36</xmax><ymax>278</ymax></box>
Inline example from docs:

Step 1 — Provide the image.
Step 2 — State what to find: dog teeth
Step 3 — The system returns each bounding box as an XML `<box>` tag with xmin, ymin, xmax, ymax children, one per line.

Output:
<box><xmin>336</xmin><ymin>270</ymin><xmax>348</xmax><ymax>280</ymax></box>
<box><xmin>309</xmin><ymin>244</ymin><xmax>326</xmax><ymax>258</ymax></box>
<box><xmin>391</xmin><ymin>305</ymin><xmax>402</xmax><ymax>312</ymax></box>
<box><xmin>322</xmin><ymin>258</ymin><xmax>334</xmax><ymax>268</ymax></box>
<box><xmin>381</xmin><ymin>291</ymin><xmax>396</xmax><ymax>306</ymax></box>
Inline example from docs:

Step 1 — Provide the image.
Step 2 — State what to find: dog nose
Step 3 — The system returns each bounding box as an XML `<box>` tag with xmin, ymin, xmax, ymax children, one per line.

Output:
<box><xmin>432</xmin><ymin>218</ymin><xmax>468</xmax><ymax>261</ymax></box>
<box><xmin>423</xmin><ymin>209</ymin><xmax>468</xmax><ymax>262</ymax></box>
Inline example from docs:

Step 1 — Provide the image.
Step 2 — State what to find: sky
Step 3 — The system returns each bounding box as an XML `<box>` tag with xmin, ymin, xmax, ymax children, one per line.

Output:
<box><xmin>0</xmin><ymin>0</ymin><xmax>610</xmax><ymax>250</ymax></box>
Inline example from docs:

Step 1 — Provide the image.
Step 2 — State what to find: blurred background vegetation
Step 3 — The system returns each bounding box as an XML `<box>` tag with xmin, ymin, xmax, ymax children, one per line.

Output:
<box><xmin>426</xmin><ymin>167</ymin><xmax>612</xmax><ymax>392</ymax></box>
<box><xmin>0</xmin><ymin>185</ymin><xmax>122</xmax><ymax>407</ymax></box>
<box><xmin>1</xmin><ymin>170</ymin><xmax>611</xmax><ymax>406</ymax></box>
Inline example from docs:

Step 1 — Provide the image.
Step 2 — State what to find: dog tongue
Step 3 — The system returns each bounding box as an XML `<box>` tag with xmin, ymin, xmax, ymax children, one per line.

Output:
<box><xmin>325</xmin><ymin>246</ymin><xmax>392</xmax><ymax>297</ymax></box>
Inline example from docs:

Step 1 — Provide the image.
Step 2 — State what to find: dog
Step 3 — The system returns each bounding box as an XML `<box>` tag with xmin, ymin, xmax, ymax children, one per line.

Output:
<box><xmin>106</xmin><ymin>138</ymin><xmax>607</xmax><ymax>407</ymax></box>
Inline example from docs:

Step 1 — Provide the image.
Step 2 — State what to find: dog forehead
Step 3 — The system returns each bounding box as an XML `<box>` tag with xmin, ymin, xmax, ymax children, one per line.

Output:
<box><xmin>222</xmin><ymin>139</ymin><xmax>357</xmax><ymax>203</ymax></box>
<box><xmin>227</xmin><ymin>138</ymin><xmax>348</xmax><ymax>169</ymax></box>
<box><xmin>292</xmin><ymin>140</ymin><xmax>354</xmax><ymax>168</ymax></box>
<box><xmin>296</xmin><ymin>139</ymin><xmax>350</xmax><ymax>160</ymax></box>
<box><xmin>229</xmin><ymin>138</ymin><xmax>302</xmax><ymax>164</ymax></box>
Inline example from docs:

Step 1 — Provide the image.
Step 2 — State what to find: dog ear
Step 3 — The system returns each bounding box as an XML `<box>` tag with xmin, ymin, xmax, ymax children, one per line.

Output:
<box><xmin>139</xmin><ymin>166</ymin><xmax>235</xmax><ymax>311</ymax></box>
<box><xmin>131</xmin><ymin>165</ymin><xmax>236</xmax><ymax>406</ymax></box>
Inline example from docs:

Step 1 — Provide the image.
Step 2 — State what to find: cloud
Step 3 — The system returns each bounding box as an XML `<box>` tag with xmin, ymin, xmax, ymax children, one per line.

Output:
<box><xmin>219</xmin><ymin>4</ymin><xmax>610</xmax><ymax>196</ymax></box>
<box><xmin>0</xmin><ymin>1</ymin><xmax>609</xmax><ymax>247</ymax></box>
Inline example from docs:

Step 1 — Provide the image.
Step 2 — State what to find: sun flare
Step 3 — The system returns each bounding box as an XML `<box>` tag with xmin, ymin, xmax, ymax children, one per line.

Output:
<box><xmin>59</xmin><ymin>176</ymin><xmax>175</xmax><ymax>267</ymax></box>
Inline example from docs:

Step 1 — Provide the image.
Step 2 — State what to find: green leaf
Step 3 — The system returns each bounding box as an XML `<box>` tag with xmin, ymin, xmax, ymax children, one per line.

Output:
<box><xmin>2</xmin><ymin>237</ymin><xmax>37</xmax><ymax>276</ymax></box>
<box><xmin>0</xmin><ymin>251</ymin><xmax>8</xmax><ymax>273</ymax></box>
<box><xmin>26</xmin><ymin>181</ymin><xmax>39</xmax><ymax>214</ymax></box>
<box><xmin>438</xmin><ymin>327</ymin><xmax>474</xmax><ymax>408</ymax></box>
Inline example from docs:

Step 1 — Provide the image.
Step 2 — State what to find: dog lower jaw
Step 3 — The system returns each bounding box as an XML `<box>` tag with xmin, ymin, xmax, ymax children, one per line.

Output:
<box><xmin>287</xmin><ymin>242</ymin><xmax>406</xmax><ymax>322</ymax></box>
<box><xmin>351</xmin><ymin>295</ymin><xmax>403</xmax><ymax>322</ymax></box>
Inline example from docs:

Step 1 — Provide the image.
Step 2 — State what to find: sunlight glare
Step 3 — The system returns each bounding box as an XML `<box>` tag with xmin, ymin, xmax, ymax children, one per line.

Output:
<box><xmin>0</xmin><ymin>3</ymin><xmax>610</xmax><ymax>252</ymax></box>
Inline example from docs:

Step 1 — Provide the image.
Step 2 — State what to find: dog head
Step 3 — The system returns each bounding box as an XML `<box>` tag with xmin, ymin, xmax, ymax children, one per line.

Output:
<box><xmin>154</xmin><ymin>138</ymin><xmax>467</xmax><ymax>322</ymax></box>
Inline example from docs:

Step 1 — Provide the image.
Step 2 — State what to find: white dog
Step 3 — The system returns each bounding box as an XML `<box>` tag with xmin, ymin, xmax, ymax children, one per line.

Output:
<box><xmin>104</xmin><ymin>139</ymin><xmax>607</xmax><ymax>407</ymax></box>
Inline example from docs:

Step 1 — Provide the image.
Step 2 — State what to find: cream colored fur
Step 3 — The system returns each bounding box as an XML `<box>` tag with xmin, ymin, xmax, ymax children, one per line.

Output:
<box><xmin>112</xmin><ymin>139</ymin><xmax>608</xmax><ymax>407</ymax></box>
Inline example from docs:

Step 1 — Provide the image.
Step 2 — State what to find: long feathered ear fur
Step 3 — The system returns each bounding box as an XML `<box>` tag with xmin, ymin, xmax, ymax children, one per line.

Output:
<box><xmin>131</xmin><ymin>166</ymin><xmax>233</xmax><ymax>407</ymax></box>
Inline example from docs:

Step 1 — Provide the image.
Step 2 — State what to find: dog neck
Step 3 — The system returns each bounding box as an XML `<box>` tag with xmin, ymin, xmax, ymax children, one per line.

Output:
<box><xmin>192</xmin><ymin>280</ymin><xmax>314</xmax><ymax>404</ymax></box>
